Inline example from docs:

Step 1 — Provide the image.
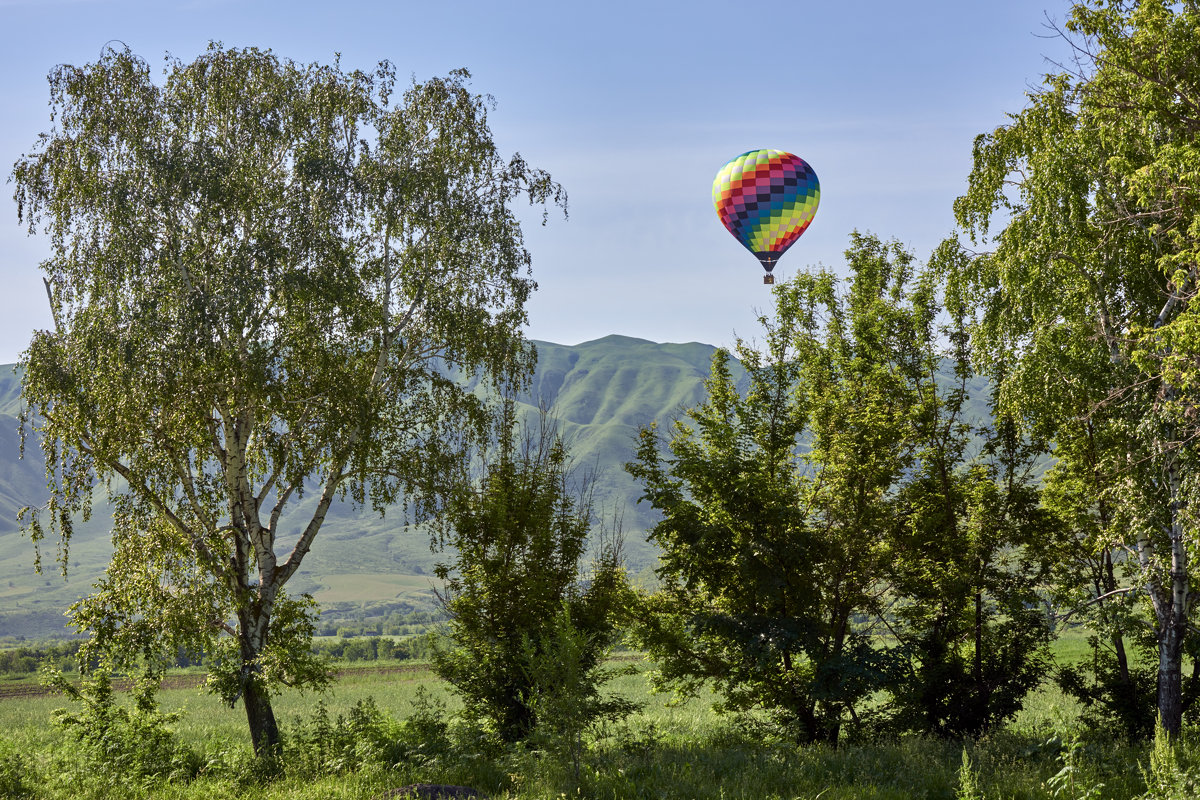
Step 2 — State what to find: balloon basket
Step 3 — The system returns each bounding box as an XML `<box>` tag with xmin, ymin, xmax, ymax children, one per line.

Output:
<box><xmin>763</xmin><ymin>274</ymin><xmax>774</xmax><ymax>285</ymax></box>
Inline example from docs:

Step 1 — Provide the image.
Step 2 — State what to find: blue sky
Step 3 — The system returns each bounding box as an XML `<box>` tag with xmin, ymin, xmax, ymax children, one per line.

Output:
<box><xmin>0</xmin><ymin>0</ymin><xmax>1076</xmax><ymax>364</ymax></box>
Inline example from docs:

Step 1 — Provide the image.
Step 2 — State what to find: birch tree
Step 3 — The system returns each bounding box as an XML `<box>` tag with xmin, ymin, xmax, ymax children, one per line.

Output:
<box><xmin>11</xmin><ymin>44</ymin><xmax>564</xmax><ymax>755</ymax></box>
<box><xmin>948</xmin><ymin>0</ymin><xmax>1200</xmax><ymax>736</ymax></box>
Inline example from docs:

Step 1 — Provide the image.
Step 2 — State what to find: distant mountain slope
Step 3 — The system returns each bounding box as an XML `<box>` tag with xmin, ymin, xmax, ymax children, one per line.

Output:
<box><xmin>0</xmin><ymin>338</ymin><xmax>1001</xmax><ymax>639</ymax></box>
<box><xmin>0</xmin><ymin>337</ymin><xmax>732</xmax><ymax>638</ymax></box>
<box><xmin>514</xmin><ymin>336</ymin><xmax>738</xmax><ymax>535</ymax></box>
<box><xmin>0</xmin><ymin>366</ymin><xmax>22</xmax><ymax>418</ymax></box>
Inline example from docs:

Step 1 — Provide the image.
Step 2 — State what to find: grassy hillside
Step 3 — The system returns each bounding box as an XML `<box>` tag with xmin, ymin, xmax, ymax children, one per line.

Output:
<box><xmin>0</xmin><ymin>338</ymin><xmax>999</xmax><ymax>640</ymax></box>
<box><xmin>514</xmin><ymin>336</ymin><xmax>739</xmax><ymax>536</ymax></box>
<box><xmin>0</xmin><ymin>337</ymin><xmax>731</xmax><ymax>638</ymax></box>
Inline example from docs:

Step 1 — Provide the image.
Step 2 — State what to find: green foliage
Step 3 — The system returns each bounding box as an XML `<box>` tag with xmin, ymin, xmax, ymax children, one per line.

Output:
<box><xmin>10</xmin><ymin>43</ymin><xmax>563</xmax><ymax>754</ymax></box>
<box><xmin>881</xmin><ymin>241</ymin><xmax>1057</xmax><ymax>738</ymax></box>
<box><xmin>948</xmin><ymin>0</ymin><xmax>1200</xmax><ymax>735</ymax></box>
<box><xmin>44</xmin><ymin>666</ymin><xmax>200</xmax><ymax>786</ymax></box>
<box><xmin>310</xmin><ymin>634</ymin><xmax>437</xmax><ymax>663</ymax></box>
<box><xmin>886</xmin><ymin>431</ymin><xmax>1056</xmax><ymax>738</ymax></box>
<box><xmin>0</xmin><ymin>661</ymin><xmax>1179</xmax><ymax>799</ymax></box>
<box><xmin>631</xmin><ymin>232</ymin><xmax>1053</xmax><ymax>743</ymax></box>
<box><xmin>518</xmin><ymin>607</ymin><xmax>642</xmax><ymax>789</ymax></box>
<box><xmin>1046</xmin><ymin>729</ymin><xmax>1105</xmax><ymax>800</ymax></box>
<box><xmin>1041</xmin><ymin>405</ymin><xmax>1160</xmax><ymax>739</ymax></box>
<box><xmin>393</xmin><ymin>685</ymin><xmax>454</xmax><ymax>765</ymax></box>
<box><xmin>284</xmin><ymin>697</ymin><xmax>401</xmax><ymax>777</ymax></box>
<box><xmin>956</xmin><ymin>747</ymin><xmax>983</xmax><ymax>800</ymax></box>
<box><xmin>433</xmin><ymin>403</ymin><xmax>635</xmax><ymax>744</ymax></box>
<box><xmin>628</xmin><ymin>239</ymin><xmax>902</xmax><ymax>744</ymax></box>
<box><xmin>1138</xmin><ymin>722</ymin><xmax>1200</xmax><ymax>800</ymax></box>
<box><xmin>0</xmin><ymin>735</ymin><xmax>33</xmax><ymax>799</ymax></box>
<box><xmin>204</xmin><ymin>594</ymin><xmax>333</xmax><ymax>709</ymax></box>
<box><xmin>1055</xmin><ymin>631</ymin><xmax>1158</xmax><ymax>740</ymax></box>
<box><xmin>0</xmin><ymin>334</ymin><xmax>1008</xmax><ymax>644</ymax></box>
<box><xmin>0</xmin><ymin>640</ymin><xmax>81</xmax><ymax>676</ymax></box>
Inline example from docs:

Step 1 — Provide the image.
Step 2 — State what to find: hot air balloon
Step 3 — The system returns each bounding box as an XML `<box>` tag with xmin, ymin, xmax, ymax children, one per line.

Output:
<box><xmin>712</xmin><ymin>149</ymin><xmax>820</xmax><ymax>284</ymax></box>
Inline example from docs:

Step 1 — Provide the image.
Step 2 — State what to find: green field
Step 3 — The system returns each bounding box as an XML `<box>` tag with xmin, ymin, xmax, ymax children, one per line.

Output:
<box><xmin>0</xmin><ymin>650</ymin><xmax>1189</xmax><ymax>800</ymax></box>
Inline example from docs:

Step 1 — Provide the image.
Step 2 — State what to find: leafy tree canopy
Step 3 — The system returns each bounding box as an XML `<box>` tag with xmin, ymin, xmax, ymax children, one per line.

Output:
<box><xmin>948</xmin><ymin>0</ymin><xmax>1200</xmax><ymax>736</ymax></box>
<box><xmin>432</xmin><ymin>403</ymin><xmax>634</xmax><ymax>744</ymax></box>
<box><xmin>11</xmin><ymin>43</ymin><xmax>565</xmax><ymax>754</ymax></box>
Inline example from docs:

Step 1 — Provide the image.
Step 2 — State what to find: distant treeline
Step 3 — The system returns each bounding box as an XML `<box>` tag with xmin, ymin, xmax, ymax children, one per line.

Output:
<box><xmin>312</xmin><ymin>608</ymin><xmax>446</xmax><ymax>639</ymax></box>
<box><xmin>0</xmin><ymin>634</ymin><xmax>442</xmax><ymax>678</ymax></box>
<box><xmin>310</xmin><ymin>635</ymin><xmax>439</xmax><ymax>663</ymax></box>
<box><xmin>0</xmin><ymin>641</ymin><xmax>83</xmax><ymax>676</ymax></box>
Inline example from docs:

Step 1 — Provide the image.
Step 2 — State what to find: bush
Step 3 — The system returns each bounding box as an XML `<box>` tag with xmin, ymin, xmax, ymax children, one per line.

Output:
<box><xmin>286</xmin><ymin>697</ymin><xmax>403</xmax><ymax>777</ymax></box>
<box><xmin>432</xmin><ymin>403</ymin><xmax>635</xmax><ymax>744</ymax></box>
<box><xmin>46</xmin><ymin>666</ymin><xmax>200</xmax><ymax>785</ymax></box>
<box><xmin>394</xmin><ymin>686</ymin><xmax>453</xmax><ymax>766</ymax></box>
<box><xmin>0</xmin><ymin>736</ymin><xmax>33</xmax><ymax>799</ymax></box>
<box><xmin>519</xmin><ymin>608</ymin><xmax>642</xmax><ymax>788</ymax></box>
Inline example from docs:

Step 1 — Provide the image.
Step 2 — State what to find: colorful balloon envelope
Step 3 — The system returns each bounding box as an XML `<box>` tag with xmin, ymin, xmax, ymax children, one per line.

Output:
<box><xmin>712</xmin><ymin>149</ymin><xmax>820</xmax><ymax>283</ymax></box>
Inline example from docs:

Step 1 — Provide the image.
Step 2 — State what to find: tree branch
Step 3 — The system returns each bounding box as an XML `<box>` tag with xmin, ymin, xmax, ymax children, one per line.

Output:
<box><xmin>1054</xmin><ymin>586</ymin><xmax>1138</xmax><ymax>626</ymax></box>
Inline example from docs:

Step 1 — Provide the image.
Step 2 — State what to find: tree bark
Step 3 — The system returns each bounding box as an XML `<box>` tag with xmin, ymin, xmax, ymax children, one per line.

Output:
<box><xmin>239</xmin><ymin>603</ymin><xmax>281</xmax><ymax>756</ymax></box>
<box><xmin>1157</xmin><ymin>450</ymin><xmax>1189</xmax><ymax>738</ymax></box>
<box><xmin>1158</xmin><ymin>620</ymin><xmax>1184</xmax><ymax>737</ymax></box>
<box><xmin>1100</xmin><ymin>551</ymin><xmax>1134</xmax><ymax>686</ymax></box>
<box><xmin>973</xmin><ymin>586</ymin><xmax>983</xmax><ymax>687</ymax></box>
<box><xmin>243</xmin><ymin>676</ymin><xmax>281</xmax><ymax>756</ymax></box>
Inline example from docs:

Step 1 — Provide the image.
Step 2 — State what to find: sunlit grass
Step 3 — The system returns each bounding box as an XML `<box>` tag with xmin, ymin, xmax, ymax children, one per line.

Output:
<box><xmin>0</xmin><ymin>657</ymin><xmax>1175</xmax><ymax>799</ymax></box>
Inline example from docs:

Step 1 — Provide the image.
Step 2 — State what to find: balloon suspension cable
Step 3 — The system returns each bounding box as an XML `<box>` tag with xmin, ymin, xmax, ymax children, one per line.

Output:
<box><xmin>760</xmin><ymin>253</ymin><xmax>778</xmax><ymax>285</ymax></box>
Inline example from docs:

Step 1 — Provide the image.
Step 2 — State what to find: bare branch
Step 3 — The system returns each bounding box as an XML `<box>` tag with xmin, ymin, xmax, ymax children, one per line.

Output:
<box><xmin>1054</xmin><ymin>586</ymin><xmax>1139</xmax><ymax>626</ymax></box>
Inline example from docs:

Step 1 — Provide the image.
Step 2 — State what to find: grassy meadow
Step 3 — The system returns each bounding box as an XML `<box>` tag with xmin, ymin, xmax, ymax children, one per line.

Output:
<box><xmin>0</xmin><ymin>633</ymin><xmax>1188</xmax><ymax>800</ymax></box>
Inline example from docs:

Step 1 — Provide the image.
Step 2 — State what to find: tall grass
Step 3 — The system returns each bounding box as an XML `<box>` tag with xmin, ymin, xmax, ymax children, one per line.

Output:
<box><xmin>0</xmin><ymin>660</ymin><xmax>1180</xmax><ymax>799</ymax></box>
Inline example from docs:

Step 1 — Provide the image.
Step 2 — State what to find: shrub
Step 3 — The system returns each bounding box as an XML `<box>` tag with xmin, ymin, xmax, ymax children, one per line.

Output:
<box><xmin>46</xmin><ymin>666</ymin><xmax>199</xmax><ymax>785</ymax></box>
<box><xmin>519</xmin><ymin>608</ymin><xmax>642</xmax><ymax>788</ymax></box>
<box><xmin>0</xmin><ymin>736</ymin><xmax>33</xmax><ymax>799</ymax></box>
<box><xmin>432</xmin><ymin>403</ymin><xmax>635</xmax><ymax>744</ymax></box>
<box><xmin>286</xmin><ymin>697</ymin><xmax>394</xmax><ymax>776</ymax></box>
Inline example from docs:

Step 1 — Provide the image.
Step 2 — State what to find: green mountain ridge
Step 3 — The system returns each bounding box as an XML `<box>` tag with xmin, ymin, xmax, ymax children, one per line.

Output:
<box><xmin>0</xmin><ymin>337</ymin><xmax>999</xmax><ymax>640</ymax></box>
<box><xmin>0</xmin><ymin>336</ymin><xmax>734</xmax><ymax>639</ymax></box>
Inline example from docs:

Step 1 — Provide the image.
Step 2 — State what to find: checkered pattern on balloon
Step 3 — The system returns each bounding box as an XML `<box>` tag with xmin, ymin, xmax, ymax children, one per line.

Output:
<box><xmin>712</xmin><ymin>150</ymin><xmax>820</xmax><ymax>284</ymax></box>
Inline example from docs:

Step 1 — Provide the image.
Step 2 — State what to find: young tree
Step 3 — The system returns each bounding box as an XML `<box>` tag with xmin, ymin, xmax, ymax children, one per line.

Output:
<box><xmin>11</xmin><ymin>44</ymin><xmax>564</xmax><ymax>755</ymax></box>
<box><xmin>948</xmin><ymin>0</ymin><xmax>1200</xmax><ymax>735</ymax></box>
<box><xmin>431</xmin><ymin>403</ymin><xmax>634</xmax><ymax>744</ymax></box>
<box><xmin>632</xmin><ymin>234</ymin><xmax>1058</xmax><ymax>742</ymax></box>
<box><xmin>887</xmin><ymin>418</ymin><xmax>1057</xmax><ymax>737</ymax></box>
<box><xmin>629</xmin><ymin>234</ymin><xmax>926</xmax><ymax>744</ymax></box>
<box><xmin>882</xmin><ymin>245</ymin><xmax>1058</xmax><ymax>738</ymax></box>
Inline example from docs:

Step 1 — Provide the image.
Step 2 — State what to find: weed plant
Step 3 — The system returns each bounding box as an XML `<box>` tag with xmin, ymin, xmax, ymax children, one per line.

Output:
<box><xmin>0</xmin><ymin>734</ymin><xmax>33</xmax><ymax>799</ymax></box>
